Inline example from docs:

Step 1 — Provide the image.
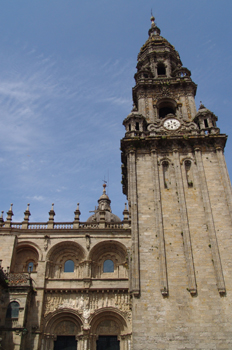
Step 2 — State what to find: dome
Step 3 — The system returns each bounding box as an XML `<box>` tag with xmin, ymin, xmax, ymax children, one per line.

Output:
<box><xmin>86</xmin><ymin>184</ymin><xmax>121</xmax><ymax>223</ymax></box>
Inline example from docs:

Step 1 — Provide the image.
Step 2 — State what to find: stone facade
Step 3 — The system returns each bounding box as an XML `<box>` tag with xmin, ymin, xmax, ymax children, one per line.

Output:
<box><xmin>0</xmin><ymin>15</ymin><xmax>232</xmax><ymax>350</ymax></box>
<box><xmin>0</xmin><ymin>189</ymin><xmax>132</xmax><ymax>350</ymax></box>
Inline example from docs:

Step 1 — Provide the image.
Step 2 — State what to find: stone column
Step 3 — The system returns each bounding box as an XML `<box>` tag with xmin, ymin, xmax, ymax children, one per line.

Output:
<box><xmin>151</xmin><ymin>149</ymin><xmax>168</xmax><ymax>295</ymax></box>
<box><xmin>194</xmin><ymin>147</ymin><xmax>225</xmax><ymax>293</ymax></box>
<box><xmin>128</xmin><ymin>150</ymin><xmax>140</xmax><ymax>295</ymax></box>
<box><xmin>173</xmin><ymin>149</ymin><xmax>197</xmax><ymax>294</ymax></box>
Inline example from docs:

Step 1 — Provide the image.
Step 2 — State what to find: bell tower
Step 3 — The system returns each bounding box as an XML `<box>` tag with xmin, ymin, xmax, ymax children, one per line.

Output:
<box><xmin>121</xmin><ymin>16</ymin><xmax>232</xmax><ymax>349</ymax></box>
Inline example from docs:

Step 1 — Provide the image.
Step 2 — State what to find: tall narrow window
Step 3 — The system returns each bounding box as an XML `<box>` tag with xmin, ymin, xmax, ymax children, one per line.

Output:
<box><xmin>204</xmin><ymin>119</ymin><xmax>209</xmax><ymax>128</ymax></box>
<box><xmin>28</xmin><ymin>261</ymin><xmax>34</xmax><ymax>272</ymax></box>
<box><xmin>136</xmin><ymin>122</ymin><xmax>139</xmax><ymax>131</ymax></box>
<box><xmin>185</xmin><ymin>160</ymin><xmax>193</xmax><ymax>187</ymax></box>
<box><xmin>6</xmin><ymin>301</ymin><xmax>20</xmax><ymax>319</ymax></box>
<box><xmin>103</xmin><ymin>259</ymin><xmax>114</xmax><ymax>273</ymax></box>
<box><xmin>64</xmin><ymin>260</ymin><xmax>74</xmax><ymax>273</ymax></box>
<box><xmin>162</xmin><ymin>161</ymin><xmax>169</xmax><ymax>189</ymax></box>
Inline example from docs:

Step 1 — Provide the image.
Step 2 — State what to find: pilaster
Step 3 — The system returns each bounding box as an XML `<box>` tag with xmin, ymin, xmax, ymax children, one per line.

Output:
<box><xmin>173</xmin><ymin>148</ymin><xmax>197</xmax><ymax>294</ymax></box>
<box><xmin>151</xmin><ymin>149</ymin><xmax>168</xmax><ymax>295</ymax></box>
<box><xmin>194</xmin><ymin>147</ymin><xmax>225</xmax><ymax>293</ymax></box>
<box><xmin>128</xmin><ymin>150</ymin><xmax>140</xmax><ymax>296</ymax></box>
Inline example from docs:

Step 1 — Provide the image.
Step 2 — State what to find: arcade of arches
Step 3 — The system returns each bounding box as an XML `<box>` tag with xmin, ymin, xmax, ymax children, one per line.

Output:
<box><xmin>0</xmin><ymin>186</ymin><xmax>131</xmax><ymax>350</ymax></box>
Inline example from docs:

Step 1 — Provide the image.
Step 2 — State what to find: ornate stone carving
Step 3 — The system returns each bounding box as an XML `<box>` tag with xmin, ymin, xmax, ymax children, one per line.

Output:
<box><xmin>147</xmin><ymin>114</ymin><xmax>198</xmax><ymax>136</ymax></box>
<box><xmin>44</xmin><ymin>291</ymin><xmax>131</xmax><ymax>321</ymax></box>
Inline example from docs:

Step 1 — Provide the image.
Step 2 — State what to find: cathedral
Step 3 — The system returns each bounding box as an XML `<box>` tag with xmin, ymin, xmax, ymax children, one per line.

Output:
<box><xmin>0</xmin><ymin>15</ymin><xmax>232</xmax><ymax>350</ymax></box>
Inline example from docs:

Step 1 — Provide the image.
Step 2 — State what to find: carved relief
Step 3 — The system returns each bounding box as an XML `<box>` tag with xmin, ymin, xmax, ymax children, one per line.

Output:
<box><xmin>44</xmin><ymin>292</ymin><xmax>131</xmax><ymax>321</ymax></box>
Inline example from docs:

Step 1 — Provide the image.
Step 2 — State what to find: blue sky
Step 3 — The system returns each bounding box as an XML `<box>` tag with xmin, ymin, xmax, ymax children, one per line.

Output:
<box><xmin>0</xmin><ymin>1</ymin><xmax>232</xmax><ymax>222</ymax></box>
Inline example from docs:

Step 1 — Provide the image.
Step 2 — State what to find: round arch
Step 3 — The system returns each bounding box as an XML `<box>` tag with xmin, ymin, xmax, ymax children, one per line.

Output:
<box><xmin>90</xmin><ymin>308</ymin><xmax>128</xmax><ymax>334</ymax></box>
<box><xmin>42</xmin><ymin>310</ymin><xmax>83</xmax><ymax>350</ymax></box>
<box><xmin>89</xmin><ymin>241</ymin><xmax>128</xmax><ymax>279</ymax></box>
<box><xmin>89</xmin><ymin>309</ymin><xmax>131</xmax><ymax>350</ymax></box>
<box><xmin>156</xmin><ymin>98</ymin><xmax>177</xmax><ymax>119</ymax></box>
<box><xmin>44</xmin><ymin>309</ymin><xmax>83</xmax><ymax>335</ymax></box>
<box><xmin>46</xmin><ymin>241</ymin><xmax>86</xmax><ymax>279</ymax></box>
<box><xmin>46</xmin><ymin>241</ymin><xmax>86</xmax><ymax>262</ymax></box>
<box><xmin>13</xmin><ymin>243</ymin><xmax>40</xmax><ymax>273</ymax></box>
<box><xmin>89</xmin><ymin>240</ymin><xmax>127</xmax><ymax>262</ymax></box>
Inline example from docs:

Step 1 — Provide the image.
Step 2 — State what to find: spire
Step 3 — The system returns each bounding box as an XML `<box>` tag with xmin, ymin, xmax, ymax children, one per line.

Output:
<box><xmin>148</xmin><ymin>12</ymin><xmax>161</xmax><ymax>37</ymax></box>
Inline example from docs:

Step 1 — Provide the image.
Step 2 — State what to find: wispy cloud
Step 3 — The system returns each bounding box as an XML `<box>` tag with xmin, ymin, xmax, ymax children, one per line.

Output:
<box><xmin>0</xmin><ymin>48</ymin><xmax>132</xmax><ymax>221</ymax></box>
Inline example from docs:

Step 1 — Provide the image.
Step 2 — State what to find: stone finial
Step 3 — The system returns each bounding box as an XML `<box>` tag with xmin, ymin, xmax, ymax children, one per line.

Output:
<box><xmin>48</xmin><ymin>203</ymin><xmax>55</xmax><ymax>221</ymax></box>
<box><xmin>22</xmin><ymin>204</ymin><xmax>31</xmax><ymax>229</ymax></box>
<box><xmin>47</xmin><ymin>203</ymin><xmax>55</xmax><ymax>229</ymax></box>
<box><xmin>48</xmin><ymin>203</ymin><xmax>56</xmax><ymax>216</ymax></box>
<box><xmin>24</xmin><ymin>204</ymin><xmax>31</xmax><ymax>221</ymax></box>
<box><xmin>73</xmin><ymin>203</ymin><xmax>81</xmax><ymax>229</ymax></box>
<box><xmin>74</xmin><ymin>203</ymin><xmax>81</xmax><ymax>220</ymax></box>
<box><xmin>5</xmin><ymin>204</ymin><xmax>14</xmax><ymax>227</ymax></box>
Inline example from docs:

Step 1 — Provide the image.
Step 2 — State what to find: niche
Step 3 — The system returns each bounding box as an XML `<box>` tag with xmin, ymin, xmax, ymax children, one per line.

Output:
<box><xmin>185</xmin><ymin>160</ymin><xmax>193</xmax><ymax>188</ymax></box>
<box><xmin>162</xmin><ymin>161</ymin><xmax>170</xmax><ymax>189</ymax></box>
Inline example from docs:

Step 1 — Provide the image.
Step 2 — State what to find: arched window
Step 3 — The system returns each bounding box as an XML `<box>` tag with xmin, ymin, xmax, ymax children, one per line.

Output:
<box><xmin>6</xmin><ymin>301</ymin><xmax>20</xmax><ymax>319</ymax></box>
<box><xmin>157</xmin><ymin>99</ymin><xmax>177</xmax><ymax>119</ymax></box>
<box><xmin>103</xmin><ymin>259</ymin><xmax>114</xmax><ymax>273</ymax></box>
<box><xmin>28</xmin><ymin>261</ymin><xmax>34</xmax><ymax>272</ymax></box>
<box><xmin>64</xmin><ymin>260</ymin><xmax>74</xmax><ymax>273</ymax></box>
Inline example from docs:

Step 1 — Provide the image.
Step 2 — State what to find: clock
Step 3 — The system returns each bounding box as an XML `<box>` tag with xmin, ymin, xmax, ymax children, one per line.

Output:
<box><xmin>163</xmin><ymin>118</ymin><xmax>180</xmax><ymax>130</ymax></box>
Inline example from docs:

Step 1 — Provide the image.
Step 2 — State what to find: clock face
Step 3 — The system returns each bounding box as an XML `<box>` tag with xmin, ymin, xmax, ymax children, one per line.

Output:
<box><xmin>163</xmin><ymin>118</ymin><xmax>180</xmax><ymax>130</ymax></box>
